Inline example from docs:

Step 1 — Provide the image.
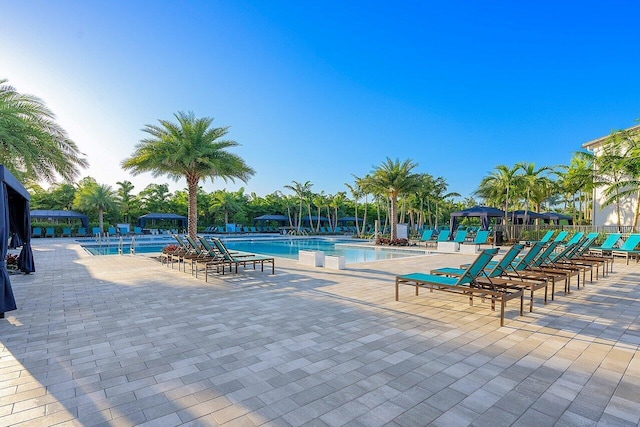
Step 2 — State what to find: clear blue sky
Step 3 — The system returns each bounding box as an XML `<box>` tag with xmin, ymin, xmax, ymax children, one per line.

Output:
<box><xmin>2</xmin><ymin>1</ymin><xmax>639</xmax><ymax>199</ymax></box>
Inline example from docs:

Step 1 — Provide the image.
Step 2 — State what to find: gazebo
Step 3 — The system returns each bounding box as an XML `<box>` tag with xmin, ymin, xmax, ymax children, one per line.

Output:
<box><xmin>300</xmin><ymin>216</ymin><xmax>330</xmax><ymax>226</ymax></box>
<box><xmin>137</xmin><ymin>213</ymin><xmax>187</xmax><ymax>229</ymax></box>
<box><xmin>449</xmin><ymin>205</ymin><xmax>505</xmax><ymax>234</ymax></box>
<box><xmin>253</xmin><ymin>214</ymin><xmax>289</xmax><ymax>226</ymax></box>
<box><xmin>30</xmin><ymin>209</ymin><xmax>89</xmax><ymax>228</ymax></box>
<box><xmin>1</xmin><ymin>165</ymin><xmax>35</xmax><ymax>318</ymax></box>
<box><xmin>506</xmin><ymin>210</ymin><xmax>547</xmax><ymax>225</ymax></box>
<box><xmin>542</xmin><ymin>212</ymin><xmax>574</xmax><ymax>225</ymax></box>
<box><xmin>337</xmin><ymin>216</ymin><xmax>364</xmax><ymax>224</ymax></box>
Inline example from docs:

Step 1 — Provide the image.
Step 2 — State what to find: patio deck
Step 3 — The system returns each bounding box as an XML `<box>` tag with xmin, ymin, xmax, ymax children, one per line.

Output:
<box><xmin>1</xmin><ymin>239</ymin><xmax>639</xmax><ymax>426</ymax></box>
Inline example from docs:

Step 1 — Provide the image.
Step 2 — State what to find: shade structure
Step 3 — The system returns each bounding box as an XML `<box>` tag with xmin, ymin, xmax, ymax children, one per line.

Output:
<box><xmin>137</xmin><ymin>213</ymin><xmax>187</xmax><ymax>228</ymax></box>
<box><xmin>253</xmin><ymin>214</ymin><xmax>288</xmax><ymax>223</ymax></box>
<box><xmin>506</xmin><ymin>210</ymin><xmax>547</xmax><ymax>224</ymax></box>
<box><xmin>300</xmin><ymin>216</ymin><xmax>329</xmax><ymax>226</ymax></box>
<box><xmin>337</xmin><ymin>216</ymin><xmax>364</xmax><ymax>224</ymax></box>
<box><xmin>30</xmin><ymin>209</ymin><xmax>89</xmax><ymax>228</ymax></box>
<box><xmin>450</xmin><ymin>205</ymin><xmax>505</xmax><ymax>234</ymax></box>
<box><xmin>253</xmin><ymin>214</ymin><xmax>289</xmax><ymax>228</ymax></box>
<box><xmin>1</xmin><ymin>165</ymin><xmax>35</xmax><ymax>317</ymax></box>
<box><xmin>542</xmin><ymin>212</ymin><xmax>574</xmax><ymax>225</ymax></box>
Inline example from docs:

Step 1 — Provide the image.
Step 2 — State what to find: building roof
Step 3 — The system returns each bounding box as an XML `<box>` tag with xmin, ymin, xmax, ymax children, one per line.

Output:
<box><xmin>582</xmin><ymin>123</ymin><xmax>640</xmax><ymax>149</ymax></box>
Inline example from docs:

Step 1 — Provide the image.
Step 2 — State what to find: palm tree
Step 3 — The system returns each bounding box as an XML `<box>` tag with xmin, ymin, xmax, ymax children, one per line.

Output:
<box><xmin>561</xmin><ymin>152</ymin><xmax>595</xmax><ymax>224</ymax></box>
<box><xmin>311</xmin><ymin>192</ymin><xmax>326</xmax><ymax>232</ymax></box>
<box><xmin>73</xmin><ymin>182</ymin><xmax>118</xmax><ymax>233</ymax></box>
<box><xmin>345</xmin><ymin>181</ymin><xmax>364</xmax><ymax>237</ymax></box>
<box><xmin>367</xmin><ymin>158</ymin><xmax>422</xmax><ymax>240</ymax></box>
<box><xmin>210</xmin><ymin>189</ymin><xmax>244</xmax><ymax>225</ymax></box>
<box><xmin>476</xmin><ymin>164</ymin><xmax>519</xmax><ymax>230</ymax></box>
<box><xmin>122</xmin><ymin>112</ymin><xmax>254</xmax><ymax>239</ymax></box>
<box><xmin>0</xmin><ymin>79</ymin><xmax>88</xmax><ymax>183</ymax></box>
<box><xmin>116</xmin><ymin>180</ymin><xmax>135</xmax><ymax>223</ymax></box>
<box><xmin>329</xmin><ymin>192</ymin><xmax>346</xmax><ymax>231</ymax></box>
<box><xmin>284</xmin><ymin>180</ymin><xmax>313</xmax><ymax>231</ymax></box>
<box><xmin>515</xmin><ymin>162</ymin><xmax>554</xmax><ymax>223</ymax></box>
<box><xmin>596</xmin><ymin>128</ymin><xmax>640</xmax><ymax>230</ymax></box>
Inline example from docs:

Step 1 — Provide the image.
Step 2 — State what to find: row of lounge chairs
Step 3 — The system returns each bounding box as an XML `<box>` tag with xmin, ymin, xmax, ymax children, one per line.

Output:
<box><xmin>396</xmin><ymin>232</ymin><xmax>637</xmax><ymax>325</ymax></box>
<box><xmin>419</xmin><ymin>229</ymin><xmax>490</xmax><ymax>247</ymax></box>
<box><xmin>32</xmin><ymin>226</ymin><xmax>147</xmax><ymax>237</ymax></box>
<box><xmin>161</xmin><ymin>234</ymin><xmax>275</xmax><ymax>280</ymax></box>
<box><xmin>201</xmin><ymin>225</ymin><xmax>360</xmax><ymax>235</ymax></box>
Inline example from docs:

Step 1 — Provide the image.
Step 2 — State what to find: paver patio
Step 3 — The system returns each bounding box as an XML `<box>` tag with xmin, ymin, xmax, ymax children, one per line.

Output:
<box><xmin>1</xmin><ymin>239</ymin><xmax>639</xmax><ymax>426</ymax></box>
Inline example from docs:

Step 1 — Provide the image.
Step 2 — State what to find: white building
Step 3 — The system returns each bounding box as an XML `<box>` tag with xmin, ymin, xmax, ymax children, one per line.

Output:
<box><xmin>582</xmin><ymin>124</ymin><xmax>640</xmax><ymax>227</ymax></box>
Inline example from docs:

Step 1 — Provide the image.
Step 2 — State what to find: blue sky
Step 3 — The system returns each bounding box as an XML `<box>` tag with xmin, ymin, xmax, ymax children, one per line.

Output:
<box><xmin>2</xmin><ymin>1</ymin><xmax>639</xmax><ymax>199</ymax></box>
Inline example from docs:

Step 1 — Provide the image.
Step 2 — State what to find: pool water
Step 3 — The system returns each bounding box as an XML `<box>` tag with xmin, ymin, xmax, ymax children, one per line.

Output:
<box><xmin>81</xmin><ymin>237</ymin><xmax>428</xmax><ymax>264</ymax></box>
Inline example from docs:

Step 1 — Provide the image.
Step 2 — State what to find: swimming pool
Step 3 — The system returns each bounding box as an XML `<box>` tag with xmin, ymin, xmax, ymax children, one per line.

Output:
<box><xmin>80</xmin><ymin>236</ymin><xmax>428</xmax><ymax>263</ymax></box>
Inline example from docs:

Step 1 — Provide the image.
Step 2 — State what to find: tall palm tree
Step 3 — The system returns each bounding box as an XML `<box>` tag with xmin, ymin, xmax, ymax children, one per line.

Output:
<box><xmin>311</xmin><ymin>192</ymin><xmax>326</xmax><ymax>232</ymax></box>
<box><xmin>284</xmin><ymin>180</ymin><xmax>313</xmax><ymax>231</ymax></box>
<box><xmin>367</xmin><ymin>158</ymin><xmax>422</xmax><ymax>240</ymax></box>
<box><xmin>73</xmin><ymin>182</ymin><xmax>118</xmax><ymax>233</ymax></box>
<box><xmin>515</xmin><ymin>162</ymin><xmax>554</xmax><ymax>223</ymax></box>
<box><xmin>210</xmin><ymin>189</ymin><xmax>244</xmax><ymax>225</ymax></box>
<box><xmin>345</xmin><ymin>181</ymin><xmax>364</xmax><ymax>237</ymax></box>
<box><xmin>0</xmin><ymin>79</ymin><xmax>88</xmax><ymax>183</ymax></box>
<box><xmin>596</xmin><ymin>128</ymin><xmax>640</xmax><ymax>230</ymax></box>
<box><xmin>476</xmin><ymin>164</ymin><xmax>519</xmax><ymax>229</ymax></box>
<box><xmin>122</xmin><ymin>112</ymin><xmax>254</xmax><ymax>239</ymax></box>
<box><xmin>116</xmin><ymin>180</ymin><xmax>135</xmax><ymax>223</ymax></box>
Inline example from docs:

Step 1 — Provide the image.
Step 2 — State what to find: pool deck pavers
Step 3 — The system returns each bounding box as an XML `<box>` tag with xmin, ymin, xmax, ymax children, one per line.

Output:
<box><xmin>1</xmin><ymin>239</ymin><xmax>640</xmax><ymax>426</ymax></box>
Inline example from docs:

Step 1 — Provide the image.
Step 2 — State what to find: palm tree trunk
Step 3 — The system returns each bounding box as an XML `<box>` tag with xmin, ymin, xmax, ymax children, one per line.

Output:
<box><xmin>99</xmin><ymin>207</ymin><xmax>104</xmax><ymax>234</ymax></box>
<box><xmin>390</xmin><ymin>196</ymin><xmax>398</xmax><ymax>240</ymax></box>
<box><xmin>187</xmin><ymin>176</ymin><xmax>199</xmax><ymax>239</ymax></box>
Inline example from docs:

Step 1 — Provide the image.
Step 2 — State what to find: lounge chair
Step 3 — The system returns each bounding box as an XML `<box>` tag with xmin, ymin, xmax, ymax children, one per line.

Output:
<box><xmin>76</xmin><ymin>227</ymin><xmax>88</xmax><ymax>237</ymax></box>
<box><xmin>552</xmin><ymin>233</ymin><xmax>605</xmax><ymax>280</ymax></box>
<box><xmin>133</xmin><ymin>226</ymin><xmax>142</xmax><ymax>235</ymax></box>
<box><xmin>459</xmin><ymin>230</ymin><xmax>490</xmax><ymax>253</ymax></box>
<box><xmin>521</xmin><ymin>230</ymin><xmax>554</xmax><ymax>246</ymax></box>
<box><xmin>578</xmin><ymin>233</ymin><xmax>617</xmax><ymax>273</ymax></box>
<box><xmin>558</xmin><ymin>232</ymin><xmax>584</xmax><ymax>248</ymax></box>
<box><xmin>396</xmin><ymin>248</ymin><xmax>524</xmax><ymax>326</ymax></box>
<box><xmin>611</xmin><ymin>234</ymin><xmax>640</xmax><ymax>265</ymax></box>
<box><xmin>525</xmin><ymin>242</ymin><xmax>586</xmax><ymax>293</ymax></box>
<box><xmin>419</xmin><ymin>230</ymin><xmax>434</xmax><ymax>247</ymax></box>
<box><xmin>433</xmin><ymin>244</ymin><xmax>548</xmax><ymax>312</ymax></box>
<box><xmin>588</xmin><ymin>233</ymin><xmax>621</xmax><ymax>256</ymax></box>
<box><xmin>45</xmin><ymin>227</ymin><xmax>55</xmax><ymax>238</ymax></box>
<box><xmin>107</xmin><ymin>226</ymin><xmax>117</xmax><ymax>235</ymax></box>
<box><xmin>32</xmin><ymin>227</ymin><xmax>42</xmax><ymax>238</ymax></box>
<box><xmin>437</xmin><ymin>230</ymin><xmax>467</xmax><ymax>252</ymax></box>
<box><xmin>429</xmin><ymin>230</ymin><xmax>450</xmax><ymax>249</ymax></box>
<box><xmin>551</xmin><ymin>231</ymin><xmax>569</xmax><ymax>243</ymax></box>
<box><xmin>210</xmin><ymin>238</ymin><xmax>274</xmax><ymax>276</ymax></box>
<box><xmin>92</xmin><ymin>227</ymin><xmax>101</xmax><ymax>237</ymax></box>
<box><xmin>61</xmin><ymin>227</ymin><xmax>72</xmax><ymax>237</ymax></box>
<box><xmin>467</xmin><ymin>242</ymin><xmax>563</xmax><ymax>300</ymax></box>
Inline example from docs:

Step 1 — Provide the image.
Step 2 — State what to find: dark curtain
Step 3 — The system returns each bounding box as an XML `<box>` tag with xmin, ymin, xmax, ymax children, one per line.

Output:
<box><xmin>7</xmin><ymin>192</ymin><xmax>35</xmax><ymax>273</ymax></box>
<box><xmin>449</xmin><ymin>216</ymin><xmax>458</xmax><ymax>236</ymax></box>
<box><xmin>481</xmin><ymin>215</ymin><xmax>489</xmax><ymax>231</ymax></box>
<box><xmin>17</xmin><ymin>199</ymin><xmax>34</xmax><ymax>273</ymax></box>
<box><xmin>1</xmin><ymin>183</ymin><xmax>17</xmax><ymax>315</ymax></box>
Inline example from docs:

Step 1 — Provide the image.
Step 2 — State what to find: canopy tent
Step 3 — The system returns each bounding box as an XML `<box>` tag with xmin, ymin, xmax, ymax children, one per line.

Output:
<box><xmin>30</xmin><ymin>209</ymin><xmax>89</xmax><ymax>228</ymax></box>
<box><xmin>450</xmin><ymin>205</ymin><xmax>505</xmax><ymax>234</ymax></box>
<box><xmin>542</xmin><ymin>212</ymin><xmax>574</xmax><ymax>225</ymax></box>
<box><xmin>253</xmin><ymin>214</ymin><xmax>289</xmax><ymax>225</ymax></box>
<box><xmin>506</xmin><ymin>210</ymin><xmax>547</xmax><ymax>224</ymax></box>
<box><xmin>137</xmin><ymin>213</ymin><xmax>187</xmax><ymax>229</ymax></box>
<box><xmin>1</xmin><ymin>165</ymin><xmax>35</xmax><ymax>318</ymax></box>
<box><xmin>337</xmin><ymin>216</ymin><xmax>364</xmax><ymax>224</ymax></box>
<box><xmin>300</xmin><ymin>216</ymin><xmax>329</xmax><ymax>226</ymax></box>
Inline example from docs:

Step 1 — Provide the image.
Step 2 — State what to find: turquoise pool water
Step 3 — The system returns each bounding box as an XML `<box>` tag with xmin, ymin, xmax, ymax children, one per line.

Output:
<box><xmin>80</xmin><ymin>237</ymin><xmax>427</xmax><ymax>264</ymax></box>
